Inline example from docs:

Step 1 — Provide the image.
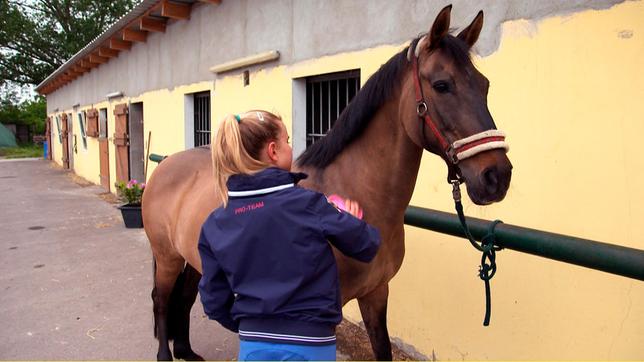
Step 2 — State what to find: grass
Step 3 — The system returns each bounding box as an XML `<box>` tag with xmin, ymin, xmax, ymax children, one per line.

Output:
<box><xmin>0</xmin><ymin>144</ymin><xmax>44</xmax><ymax>159</ymax></box>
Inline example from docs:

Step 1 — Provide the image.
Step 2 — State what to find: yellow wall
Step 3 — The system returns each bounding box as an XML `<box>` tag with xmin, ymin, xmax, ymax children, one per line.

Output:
<box><xmin>365</xmin><ymin>1</ymin><xmax>643</xmax><ymax>359</ymax></box>
<box><xmin>134</xmin><ymin>81</ymin><xmax>215</xmax><ymax>180</ymax></box>
<box><xmin>45</xmin><ymin>1</ymin><xmax>643</xmax><ymax>359</ymax></box>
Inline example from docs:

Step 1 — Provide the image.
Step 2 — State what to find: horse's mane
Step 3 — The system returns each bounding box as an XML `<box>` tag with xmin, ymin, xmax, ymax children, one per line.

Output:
<box><xmin>295</xmin><ymin>35</ymin><xmax>472</xmax><ymax>169</ymax></box>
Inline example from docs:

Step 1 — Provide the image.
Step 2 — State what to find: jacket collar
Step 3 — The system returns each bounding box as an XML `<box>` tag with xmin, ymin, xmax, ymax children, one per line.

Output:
<box><xmin>227</xmin><ymin>167</ymin><xmax>308</xmax><ymax>197</ymax></box>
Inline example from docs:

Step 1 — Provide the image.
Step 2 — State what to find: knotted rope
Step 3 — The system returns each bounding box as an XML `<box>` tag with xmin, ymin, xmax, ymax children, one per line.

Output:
<box><xmin>452</xmin><ymin>181</ymin><xmax>503</xmax><ymax>326</ymax></box>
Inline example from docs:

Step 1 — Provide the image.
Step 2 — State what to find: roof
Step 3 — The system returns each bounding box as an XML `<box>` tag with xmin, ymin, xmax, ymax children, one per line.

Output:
<box><xmin>36</xmin><ymin>0</ymin><xmax>221</xmax><ymax>95</ymax></box>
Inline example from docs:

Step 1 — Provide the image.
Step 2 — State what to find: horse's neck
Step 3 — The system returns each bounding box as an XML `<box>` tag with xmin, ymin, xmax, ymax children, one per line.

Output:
<box><xmin>305</xmin><ymin>99</ymin><xmax>423</xmax><ymax>223</ymax></box>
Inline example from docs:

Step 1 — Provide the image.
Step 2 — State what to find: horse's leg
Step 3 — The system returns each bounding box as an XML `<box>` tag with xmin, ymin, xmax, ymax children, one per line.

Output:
<box><xmin>169</xmin><ymin>264</ymin><xmax>203</xmax><ymax>361</ymax></box>
<box><xmin>152</xmin><ymin>255</ymin><xmax>185</xmax><ymax>361</ymax></box>
<box><xmin>357</xmin><ymin>283</ymin><xmax>393</xmax><ymax>361</ymax></box>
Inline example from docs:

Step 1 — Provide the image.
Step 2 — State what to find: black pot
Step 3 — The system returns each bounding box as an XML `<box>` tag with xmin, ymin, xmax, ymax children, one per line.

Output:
<box><xmin>119</xmin><ymin>204</ymin><xmax>143</xmax><ymax>228</ymax></box>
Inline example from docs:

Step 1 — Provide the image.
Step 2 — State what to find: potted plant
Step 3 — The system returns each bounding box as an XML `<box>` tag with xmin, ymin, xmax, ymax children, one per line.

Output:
<box><xmin>115</xmin><ymin>179</ymin><xmax>145</xmax><ymax>228</ymax></box>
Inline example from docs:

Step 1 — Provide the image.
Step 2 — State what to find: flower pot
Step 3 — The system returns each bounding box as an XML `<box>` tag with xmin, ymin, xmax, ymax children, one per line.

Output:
<box><xmin>119</xmin><ymin>204</ymin><xmax>143</xmax><ymax>228</ymax></box>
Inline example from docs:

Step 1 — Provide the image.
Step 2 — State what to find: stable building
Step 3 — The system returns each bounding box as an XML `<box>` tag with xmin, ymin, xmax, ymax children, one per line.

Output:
<box><xmin>37</xmin><ymin>0</ymin><xmax>644</xmax><ymax>359</ymax></box>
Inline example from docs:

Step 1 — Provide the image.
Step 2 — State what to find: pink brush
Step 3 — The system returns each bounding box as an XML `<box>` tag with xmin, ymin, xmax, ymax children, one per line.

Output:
<box><xmin>327</xmin><ymin>194</ymin><xmax>363</xmax><ymax>220</ymax></box>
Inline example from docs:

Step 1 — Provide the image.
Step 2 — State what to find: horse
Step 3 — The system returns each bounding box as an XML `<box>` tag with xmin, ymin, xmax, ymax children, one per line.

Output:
<box><xmin>142</xmin><ymin>5</ymin><xmax>512</xmax><ymax>361</ymax></box>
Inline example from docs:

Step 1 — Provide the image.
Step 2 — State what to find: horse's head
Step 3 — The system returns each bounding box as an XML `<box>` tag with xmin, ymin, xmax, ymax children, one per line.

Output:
<box><xmin>402</xmin><ymin>5</ymin><xmax>512</xmax><ymax>205</ymax></box>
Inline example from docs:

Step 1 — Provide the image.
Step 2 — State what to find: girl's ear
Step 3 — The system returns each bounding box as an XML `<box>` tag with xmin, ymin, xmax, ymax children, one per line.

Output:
<box><xmin>266</xmin><ymin>141</ymin><xmax>278</xmax><ymax>163</ymax></box>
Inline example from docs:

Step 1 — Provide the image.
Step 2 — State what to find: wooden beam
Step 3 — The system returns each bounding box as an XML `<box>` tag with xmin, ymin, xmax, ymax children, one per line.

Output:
<box><xmin>161</xmin><ymin>0</ymin><xmax>191</xmax><ymax>20</ymax></box>
<box><xmin>74</xmin><ymin>65</ymin><xmax>89</xmax><ymax>73</ymax></box>
<box><xmin>98</xmin><ymin>47</ymin><xmax>119</xmax><ymax>58</ymax></box>
<box><xmin>140</xmin><ymin>17</ymin><xmax>166</xmax><ymax>33</ymax></box>
<box><xmin>123</xmin><ymin>28</ymin><xmax>147</xmax><ymax>43</ymax></box>
<box><xmin>80</xmin><ymin>59</ymin><xmax>95</xmax><ymax>69</ymax></box>
<box><xmin>110</xmin><ymin>38</ymin><xmax>132</xmax><ymax>51</ymax></box>
<box><xmin>89</xmin><ymin>54</ymin><xmax>108</xmax><ymax>64</ymax></box>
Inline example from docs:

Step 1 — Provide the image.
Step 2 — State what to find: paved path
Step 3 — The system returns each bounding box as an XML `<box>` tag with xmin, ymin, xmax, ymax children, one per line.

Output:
<box><xmin>0</xmin><ymin>159</ymin><xmax>237</xmax><ymax>360</ymax></box>
<box><xmin>0</xmin><ymin>159</ymin><xmax>417</xmax><ymax>361</ymax></box>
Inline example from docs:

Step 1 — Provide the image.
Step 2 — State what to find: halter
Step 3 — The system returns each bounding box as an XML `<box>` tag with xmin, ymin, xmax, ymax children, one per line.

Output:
<box><xmin>408</xmin><ymin>36</ymin><xmax>509</xmax><ymax>183</ymax></box>
<box><xmin>408</xmin><ymin>36</ymin><xmax>508</xmax><ymax>326</ymax></box>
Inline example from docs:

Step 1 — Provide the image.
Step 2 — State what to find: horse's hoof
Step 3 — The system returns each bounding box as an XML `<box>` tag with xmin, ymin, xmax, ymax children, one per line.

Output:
<box><xmin>173</xmin><ymin>348</ymin><xmax>204</xmax><ymax>361</ymax></box>
<box><xmin>157</xmin><ymin>350</ymin><xmax>174</xmax><ymax>361</ymax></box>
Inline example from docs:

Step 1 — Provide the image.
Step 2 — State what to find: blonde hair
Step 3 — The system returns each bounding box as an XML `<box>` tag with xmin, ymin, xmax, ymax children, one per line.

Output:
<box><xmin>211</xmin><ymin>110</ymin><xmax>282</xmax><ymax>206</ymax></box>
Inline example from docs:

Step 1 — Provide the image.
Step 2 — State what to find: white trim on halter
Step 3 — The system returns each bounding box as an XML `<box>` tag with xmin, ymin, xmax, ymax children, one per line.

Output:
<box><xmin>451</xmin><ymin>130</ymin><xmax>509</xmax><ymax>162</ymax></box>
<box><xmin>456</xmin><ymin>141</ymin><xmax>510</xmax><ymax>161</ymax></box>
<box><xmin>452</xmin><ymin>130</ymin><xmax>505</xmax><ymax>149</ymax></box>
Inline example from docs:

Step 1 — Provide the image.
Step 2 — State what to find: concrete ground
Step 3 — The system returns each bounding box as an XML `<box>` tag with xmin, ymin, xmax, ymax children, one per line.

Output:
<box><xmin>0</xmin><ymin>159</ymin><xmax>415</xmax><ymax>361</ymax></box>
<box><xmin>0</xmin><ymin>159</ymin><xmax>236</xmax><ymax>360</ymax></box>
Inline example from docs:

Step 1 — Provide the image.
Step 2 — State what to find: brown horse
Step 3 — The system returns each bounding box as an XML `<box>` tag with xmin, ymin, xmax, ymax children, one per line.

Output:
<box><xmin>142</xmin><ymin>5</ymin><xmax>512</xmax><ymax>361</ymax></box>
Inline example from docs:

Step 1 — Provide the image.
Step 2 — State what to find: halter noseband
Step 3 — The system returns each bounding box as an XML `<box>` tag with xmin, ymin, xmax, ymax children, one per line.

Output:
<box><xmin>408</xmin><ymin>36</ymin><xmax>509</xmax><ymax>182</ymax></box>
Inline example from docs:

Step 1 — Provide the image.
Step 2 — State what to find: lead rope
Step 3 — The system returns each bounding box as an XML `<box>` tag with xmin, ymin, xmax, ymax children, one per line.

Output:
<box><xmin>451</xmin><ymin>180</ymin><xmax>503</xmax><ymax>326</ymax></box>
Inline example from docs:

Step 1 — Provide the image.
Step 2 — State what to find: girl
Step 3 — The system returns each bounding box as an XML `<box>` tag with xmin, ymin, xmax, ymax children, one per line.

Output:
<box><xmin>198</xmin><ymin>110</ymin><xmax>381</xmax><ymax>361</ymax></box>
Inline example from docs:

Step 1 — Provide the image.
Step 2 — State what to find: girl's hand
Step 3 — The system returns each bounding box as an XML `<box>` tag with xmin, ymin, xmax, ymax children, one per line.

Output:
<box><xmin>343</xmin><ymin>199</ymin><xmax>363</xmax><ymax>219</ymax></box>
<box><xmin>326</xmin><ymin>194</ymin><xmax>364</xmax><ymax>219</ymax></box>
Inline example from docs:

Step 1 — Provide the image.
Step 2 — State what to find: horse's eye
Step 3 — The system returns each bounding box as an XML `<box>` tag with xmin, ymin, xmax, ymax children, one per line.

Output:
<box><xmin>432</xmin><ymin>81</ymin><xmax>450</xmax><ymax>94</ymax></box>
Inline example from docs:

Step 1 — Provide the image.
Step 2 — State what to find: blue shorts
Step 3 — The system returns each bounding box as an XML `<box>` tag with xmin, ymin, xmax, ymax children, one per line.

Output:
<box><xmin>238</xmin><ymin>340</ymin><xmax>336</xmax><ymax>361</ymax></box>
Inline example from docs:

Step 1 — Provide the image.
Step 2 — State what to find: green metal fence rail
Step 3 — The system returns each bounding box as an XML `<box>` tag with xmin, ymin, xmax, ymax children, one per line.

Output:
<box><xmin>405</xmin><ymin>206</ymin><xmax>644</xmax><ymax>281</ymax></box>
<box><xmin>149</xmin><ymin>154</ymin><xmax>166</xmax><ymax>163</ymax></box>
<box><xmin>150</xmin><ymin>153</ymin><xmax>644</xmax><ymax>281</ymax></box>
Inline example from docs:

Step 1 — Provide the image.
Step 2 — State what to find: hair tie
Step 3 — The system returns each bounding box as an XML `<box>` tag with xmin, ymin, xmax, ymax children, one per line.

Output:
<box><xmin>234</xmin><ymin>114</ymin><xmax>241</xmax><ymax>123</ymax></box>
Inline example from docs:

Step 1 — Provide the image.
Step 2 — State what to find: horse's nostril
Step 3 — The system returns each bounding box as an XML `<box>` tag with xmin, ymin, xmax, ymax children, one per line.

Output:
<box><xmin>482</xmin><ymin>167</ymin><xmax>499</xmax><ymax>194</ymax></box>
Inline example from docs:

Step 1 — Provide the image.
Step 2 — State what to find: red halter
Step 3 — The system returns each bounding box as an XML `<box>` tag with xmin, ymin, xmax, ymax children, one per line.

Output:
<box><xmin>409</xmin><ymin>39</ymin><xmax>509</xmax><ymax>178</ymax></box>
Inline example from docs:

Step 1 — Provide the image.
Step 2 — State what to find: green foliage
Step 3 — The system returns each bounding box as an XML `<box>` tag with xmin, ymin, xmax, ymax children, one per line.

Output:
<box><xmin>19</xmin><ymin>96</ymin><xmax>46</xmax><ymax>133</ymax></box>
<box><xmin>0</xmin><ymin>0</ymin><xmax>138</xmax><ymax>86</ymax></box>
<box><xmin>0</xmin><ymin>144</ymin><xmax>42</xmax><ymax>158</ymax></box>
<box><xmin>0</xmin><ymin>0</ymin><xmax>136</xmax><ymax>134</ymax></box>
<box><xmin>0</xmin><ymin>94</ymin><xmax>46</xmax><ymax>133</ymax></box>
<box><xmin>115</xmin><ymin>179</ymin><xmax>146</xmax><ymax>205</ymax></box>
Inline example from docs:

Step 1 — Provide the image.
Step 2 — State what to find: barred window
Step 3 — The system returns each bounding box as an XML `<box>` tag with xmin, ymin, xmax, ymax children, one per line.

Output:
<box><xmin>306</xmin><ymin>70</ymin><xmax>360</xmax><ymax>147</ymax></box>
<box><xmin>194</xmin><ymin>91</ymin><xmax>211</xmax><ymax>147</ymax></box>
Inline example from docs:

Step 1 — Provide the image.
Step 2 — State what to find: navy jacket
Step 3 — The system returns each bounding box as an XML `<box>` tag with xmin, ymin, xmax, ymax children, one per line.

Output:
<box><xmin>198</xmin><ymin>167</ymin><xmax>381</xmax><ymax>345</ymax></box>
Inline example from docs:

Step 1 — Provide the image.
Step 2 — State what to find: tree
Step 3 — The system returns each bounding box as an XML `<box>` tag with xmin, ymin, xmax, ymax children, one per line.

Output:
<box><xmin>0</xmin><ymin>0</ymin><xmax>136</xmax><ymax>138</ymax></box>
<box><xmin>0</xmin><ymin>0</ymin><xmax>137</xmax><ymax>87</ymax></box>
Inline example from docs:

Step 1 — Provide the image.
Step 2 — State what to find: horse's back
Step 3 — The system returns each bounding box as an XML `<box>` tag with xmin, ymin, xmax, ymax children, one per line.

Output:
<box><xmin>143</xmin><ymin>147</ymin><xmax>219</xmax><ymax>272</ymax></box>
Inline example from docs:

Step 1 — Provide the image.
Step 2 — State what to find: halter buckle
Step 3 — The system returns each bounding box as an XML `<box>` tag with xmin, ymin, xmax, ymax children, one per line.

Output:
<box><xmin>416</xmin><ymin>101</ymin><xmax>428</xmax><ymax>117</ymax></box>
<box><xmin>451</xmin><ymin>179</ymin><xmax>462</xmax><ymax>202</ymax></box>
<box><xmin>446</xmin><ymin>145</ymin><xmax>459</xmax><ymax>164</ymax></box>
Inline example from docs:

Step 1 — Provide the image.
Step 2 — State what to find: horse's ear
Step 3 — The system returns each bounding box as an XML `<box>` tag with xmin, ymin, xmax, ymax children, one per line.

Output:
<box><xmin>428</xmin><ymin>4</ymin><xmax>452</xmax><ymax>49</ymax></box>
<box><xmin>457</xmin><ymin>10</ymin><xmax>484</xmax><ymax>48</ymax></box>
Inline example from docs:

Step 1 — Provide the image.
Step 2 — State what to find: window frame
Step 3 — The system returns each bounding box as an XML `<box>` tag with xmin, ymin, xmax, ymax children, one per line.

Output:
<box><xmin>193</xmin><ymin>91</ymin><xmax>211</xmax><ymax>147</ymax></box>
<box><xmin>304</xmin><ymin>69</ymin><xmax>361</xmax><ymax>148</ymax></box>
<box><xmin>77</xmin><ymin>111</ymin><xmax>87</xmax><ymax>150</ymax></box>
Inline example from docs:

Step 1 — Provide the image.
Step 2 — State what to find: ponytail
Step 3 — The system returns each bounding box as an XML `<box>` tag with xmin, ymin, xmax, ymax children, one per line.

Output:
<box><xmin>211</xmin><ymin>111</ymin><xmax>282</xmax><ymax>206</ymax></box>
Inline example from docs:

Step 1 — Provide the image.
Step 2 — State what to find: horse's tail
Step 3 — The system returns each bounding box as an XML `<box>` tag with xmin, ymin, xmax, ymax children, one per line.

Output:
<box><xmin>152</xmin><ymin>258</ymin><xmax>191</xmax><ymax>341</ymax></box>
<box><xmin>152</xmin><ymin>256</ymin><xmax>158</xmax><ymax>338</ymax></box>
<box><xmin>166</xmin><ymin>263</ymin><xmax>189</xmax><ymax>341</ymax></box>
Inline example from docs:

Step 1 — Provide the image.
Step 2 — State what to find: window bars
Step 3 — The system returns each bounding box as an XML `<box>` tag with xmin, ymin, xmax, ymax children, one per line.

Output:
<box><xmin>305</xmin><ymin>70</ymin><xmax>360</xmax><ymax>148</ymax></box>
<box><xmin>194</xmin><ymin>91</ymin><xmax>211</xmax><ymax>147</ymax></box>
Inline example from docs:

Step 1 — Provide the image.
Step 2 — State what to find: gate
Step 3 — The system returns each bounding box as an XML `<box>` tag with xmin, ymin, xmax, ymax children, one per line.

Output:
<box><xmin>129</xmin><ymin>103</ymin><xmax>145</xmax><ymax>183</ymax></box>
<box><xmin>113</xmin><ymin>104</ymin><xmax>129</xmax><ymax>183</ymax></box>
<box><xmin>98</xmin><ymin>109</ymin><xmax>110</xmax><ymax>191</ymax></box>
<box><xmin>61</xmin><ymin>114</ymin><xmax>69</xmax><ymax>169</ymax></box>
